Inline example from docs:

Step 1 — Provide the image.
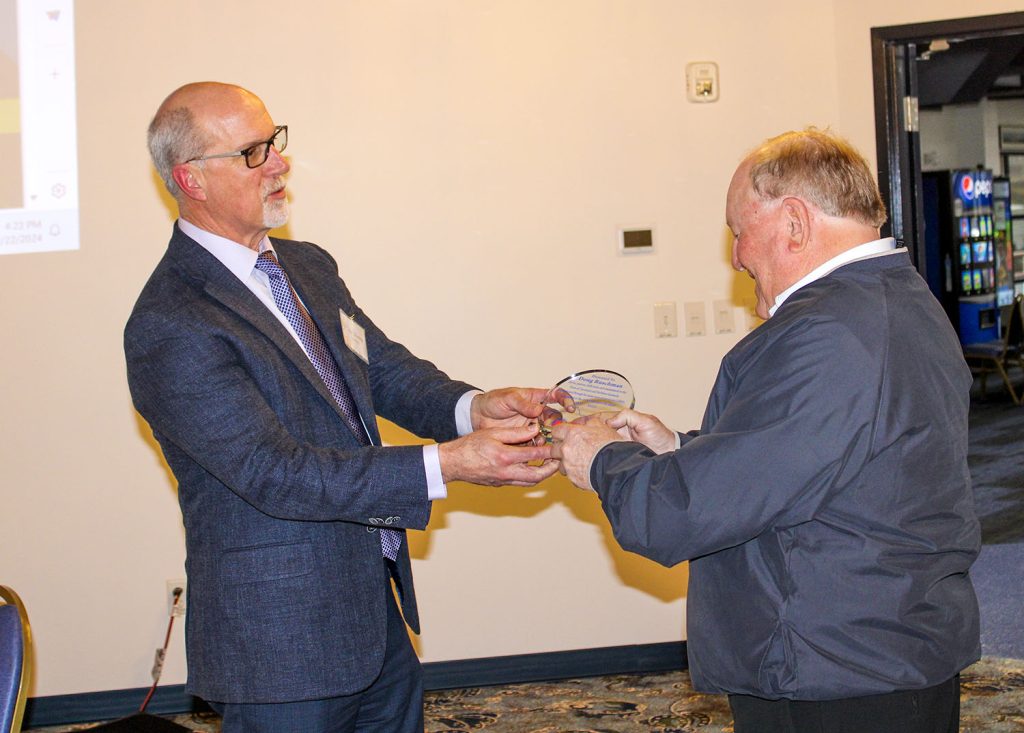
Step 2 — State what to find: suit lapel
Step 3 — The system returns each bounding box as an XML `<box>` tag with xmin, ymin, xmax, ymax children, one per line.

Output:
<box><xmin>167</xmin><ymin>231</ymin><xmax>359</xmax><ymax>438</ymax></box>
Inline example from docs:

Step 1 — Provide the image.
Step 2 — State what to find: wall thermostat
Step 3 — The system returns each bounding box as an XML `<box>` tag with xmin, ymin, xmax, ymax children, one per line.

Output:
<box><xmin>619</xmin><ymin>228</ymin><xmax>654</xmax><ymax>254</ymax></box>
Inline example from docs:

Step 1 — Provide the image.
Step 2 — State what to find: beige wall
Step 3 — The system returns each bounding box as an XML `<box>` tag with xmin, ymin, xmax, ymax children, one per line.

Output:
<box><xmin>2</xmin><ymin>0</ymin><xmax>1021</xmax><ymax>699</ymax></box>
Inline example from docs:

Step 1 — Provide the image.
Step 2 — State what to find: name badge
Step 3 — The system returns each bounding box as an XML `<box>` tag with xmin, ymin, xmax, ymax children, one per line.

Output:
<box><xmin>340</xmin><ymin>311</ymin><xmax>369</xmax><ymax>363</ymax></box>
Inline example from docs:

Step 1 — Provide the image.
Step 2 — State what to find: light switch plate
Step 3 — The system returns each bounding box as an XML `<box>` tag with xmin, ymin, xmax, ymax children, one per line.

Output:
<box><xmin>653</xmin><ymin>301</ymin><xmax>678</xmax><ymax>338</ymax></box>
<box><xmin>684</xmin><ymin>301</ymin><xmax>706</xmax><ymax>336</ymax></box>
<box><xmin>713</xmin><ymin>300</ymin><xmax>735</xmax><ymax>334</ymax></box>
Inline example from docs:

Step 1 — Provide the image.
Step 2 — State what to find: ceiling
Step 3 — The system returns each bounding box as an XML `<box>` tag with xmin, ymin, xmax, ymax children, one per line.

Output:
<box><xmin>916</xmin><ymin>32</ymin><xmax>1024</xmax><ymax>107</ymax></box>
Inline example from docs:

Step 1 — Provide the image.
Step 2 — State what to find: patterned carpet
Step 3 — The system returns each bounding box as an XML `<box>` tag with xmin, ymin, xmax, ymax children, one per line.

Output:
<box><xmin>421</xmin><ymin>659</ymin><xmax>1024</xmax><ymax>732</ymax></box>
<box><xmin>25</xmin><ymin>657</ymin><xmax>1024</xmax><ymax>732</ymax></box>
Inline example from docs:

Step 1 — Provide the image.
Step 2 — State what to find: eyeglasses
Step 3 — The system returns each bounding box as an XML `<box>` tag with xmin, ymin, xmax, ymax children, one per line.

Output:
<box><xmin>185</xmin><ymin>125</ymin><xmax>288</xmax><ymax>169</ymax></box>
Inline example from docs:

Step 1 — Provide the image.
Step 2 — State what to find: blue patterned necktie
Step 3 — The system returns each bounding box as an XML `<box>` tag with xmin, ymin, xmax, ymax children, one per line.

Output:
<box><xmin>255</xmin><ymin>250</ymin><xmax>402</xmax><ymax>561</ymax></box>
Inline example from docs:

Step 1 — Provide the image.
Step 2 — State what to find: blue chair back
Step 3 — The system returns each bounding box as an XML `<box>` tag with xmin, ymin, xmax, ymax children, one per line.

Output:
<box><xmin>0</xmin><ymin>586</ymin><xmax>29</xmax><ymax>733</ymax></box>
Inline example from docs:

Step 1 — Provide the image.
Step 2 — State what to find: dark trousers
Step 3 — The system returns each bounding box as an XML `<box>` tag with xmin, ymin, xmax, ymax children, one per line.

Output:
<box><xmin>729</xmin><ymin>675</ymin><xmax>960</xmax><ymax>733</ymax></box>
<box><xmin>210</xmin><ymin>569</ymin><xmax>423</xmax><ymax>733</ymax></box>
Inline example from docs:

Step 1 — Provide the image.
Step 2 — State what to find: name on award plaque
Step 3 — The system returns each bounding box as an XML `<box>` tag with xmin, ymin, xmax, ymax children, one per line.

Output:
<box><xmin>539</xmin><ymin>369</ymin><xmax>634</xmax><ymax>441</ymax></box>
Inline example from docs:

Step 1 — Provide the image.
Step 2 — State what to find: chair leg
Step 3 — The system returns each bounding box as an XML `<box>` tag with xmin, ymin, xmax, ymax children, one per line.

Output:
<box><xmin>1009</xmin><ymin>361</ymin><xmax>1024</xmax><ymax>406</ymax></box>
<box><xmin>996</xmin><ymin>363</ymin><xmax>1021</xmax><ymax>405</ymax></box>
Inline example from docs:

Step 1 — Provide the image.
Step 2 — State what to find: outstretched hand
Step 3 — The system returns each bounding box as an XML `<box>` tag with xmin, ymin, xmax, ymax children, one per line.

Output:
<box><xmin>471</xmin><ymin>387</ymin><xmax>574</xmax><ymax>432</ymax></box>
<box><xmin>439</xmin><ymin>423</ymin><xmax>559</xmax><ymax>487</ymax></box>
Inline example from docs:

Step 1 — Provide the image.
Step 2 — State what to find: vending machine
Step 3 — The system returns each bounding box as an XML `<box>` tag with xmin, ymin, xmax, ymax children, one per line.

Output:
<box><xmin>921</xmin><ymin>168</ymin><xmax>1000</xmax><ymax>344</ymax></box>
<box><xmin>992</xmin><ymin>176</ymin><xmax>1016</xmax><ymax>310</ymax></box>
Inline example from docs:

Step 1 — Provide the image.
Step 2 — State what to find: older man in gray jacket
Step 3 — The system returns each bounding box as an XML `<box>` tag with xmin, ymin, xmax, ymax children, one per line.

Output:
<box><xmin>553</xmin><ymin>128</ymin><xmax>980</xmax><ymax>733</ymax></box>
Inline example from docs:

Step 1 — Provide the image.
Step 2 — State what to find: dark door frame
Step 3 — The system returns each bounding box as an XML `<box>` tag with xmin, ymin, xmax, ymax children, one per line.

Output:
<box><xmin>871</xmin><ymin>12</ymin><xmax>1024</xmax><ymax>277</ymax></box>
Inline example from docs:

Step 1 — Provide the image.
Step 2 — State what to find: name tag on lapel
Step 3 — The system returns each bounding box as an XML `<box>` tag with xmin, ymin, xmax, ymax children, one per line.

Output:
<box><xmin>340</xmin><ymin>311</ymin><xmax>369</xmax><ymax>363</ymax></box>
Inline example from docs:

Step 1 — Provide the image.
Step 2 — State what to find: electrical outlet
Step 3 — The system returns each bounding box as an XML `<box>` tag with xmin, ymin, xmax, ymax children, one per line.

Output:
<box><xmin>166</xmin><ymin>578</ymin><xmax>187</xmax><ymax>617</ymax></box>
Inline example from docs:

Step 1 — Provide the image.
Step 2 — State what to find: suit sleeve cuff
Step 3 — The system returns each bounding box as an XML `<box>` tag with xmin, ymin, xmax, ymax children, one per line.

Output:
<box><xmin>423</xmin><ymin>444</ymin><xmax>447</xmax><ymax>500</ymax></box>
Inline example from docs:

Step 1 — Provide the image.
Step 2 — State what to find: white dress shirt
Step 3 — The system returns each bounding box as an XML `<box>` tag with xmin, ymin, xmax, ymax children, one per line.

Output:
<box><xmin>769</xmin><ymin>237</ymin><xmax>902</xmax><ymax>317</ymax></box>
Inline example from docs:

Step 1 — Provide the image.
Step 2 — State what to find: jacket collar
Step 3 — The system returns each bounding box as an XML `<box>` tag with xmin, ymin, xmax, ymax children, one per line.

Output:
<box><xmin>165</xmin><ymin>226</ymin><xmax>379</xmax><ymax>444</ymax></box>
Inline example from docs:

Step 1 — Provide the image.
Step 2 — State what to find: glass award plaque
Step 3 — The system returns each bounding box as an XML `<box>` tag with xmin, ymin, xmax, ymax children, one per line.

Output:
<box><xmin>539</xmin><ymin>369</ymin><xmax>634</xmax><ymax>441</ymax></box>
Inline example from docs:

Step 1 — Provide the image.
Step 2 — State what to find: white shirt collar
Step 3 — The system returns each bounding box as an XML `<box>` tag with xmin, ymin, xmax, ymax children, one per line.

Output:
<box><xmin>177</xmin><ymin>218</ymin><xmax>273</xmax><ymax>283</ymax></box>
<box><xmin>768</xmin><ymin>237</ymin><xmax>903</xmax><ymax>317</ymax></box>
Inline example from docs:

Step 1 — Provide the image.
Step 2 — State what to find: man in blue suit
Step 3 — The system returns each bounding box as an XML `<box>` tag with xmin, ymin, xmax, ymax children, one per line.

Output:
<box><xmin>125</xmin><ymin>82</ymin><xmax>558</xmax><ymax>733</ymax></box>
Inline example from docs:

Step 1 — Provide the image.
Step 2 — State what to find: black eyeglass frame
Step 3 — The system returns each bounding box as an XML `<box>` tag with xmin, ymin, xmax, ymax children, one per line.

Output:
<box><xmin>184</xmin><ymin>125</ymin><xmax>288</xmax><ymax>169</ymax></box>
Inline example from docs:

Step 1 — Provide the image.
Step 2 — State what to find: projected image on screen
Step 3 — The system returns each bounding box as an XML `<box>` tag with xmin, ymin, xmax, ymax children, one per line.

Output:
<box><xmin>1</xmin><ymin>2</ymin><xmax>22</xmax><ymax>210</ymax></box>
<box><xmin>0</xmin><ymin>0</ymin><xmax>78</xmax><ymax>255</ymax></box>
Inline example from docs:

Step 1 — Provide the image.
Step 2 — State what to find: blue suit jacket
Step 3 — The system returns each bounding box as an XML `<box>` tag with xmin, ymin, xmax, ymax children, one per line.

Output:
<box><xmin>124</xmin><ymin>225</ymin><xmax>475</xmax><ymax>703</ymax></box>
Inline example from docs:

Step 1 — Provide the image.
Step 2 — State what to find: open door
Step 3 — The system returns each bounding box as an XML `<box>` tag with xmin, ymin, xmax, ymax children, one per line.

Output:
<box><xmin>872</xmin><ymin>12</ymin><xmax>1024</xmax><ymax>279</ymax></box>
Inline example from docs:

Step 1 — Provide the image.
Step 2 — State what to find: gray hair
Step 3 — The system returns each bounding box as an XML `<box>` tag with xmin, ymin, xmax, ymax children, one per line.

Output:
<box><xmin>747</xmin><ymin>128</ymin><xmax>887</xmax><ymax>229</ymax></box>
<box><xmin>147</xmin><ymin>105</ymin><xmax>209</xmax><ymax>198</ymax></box>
